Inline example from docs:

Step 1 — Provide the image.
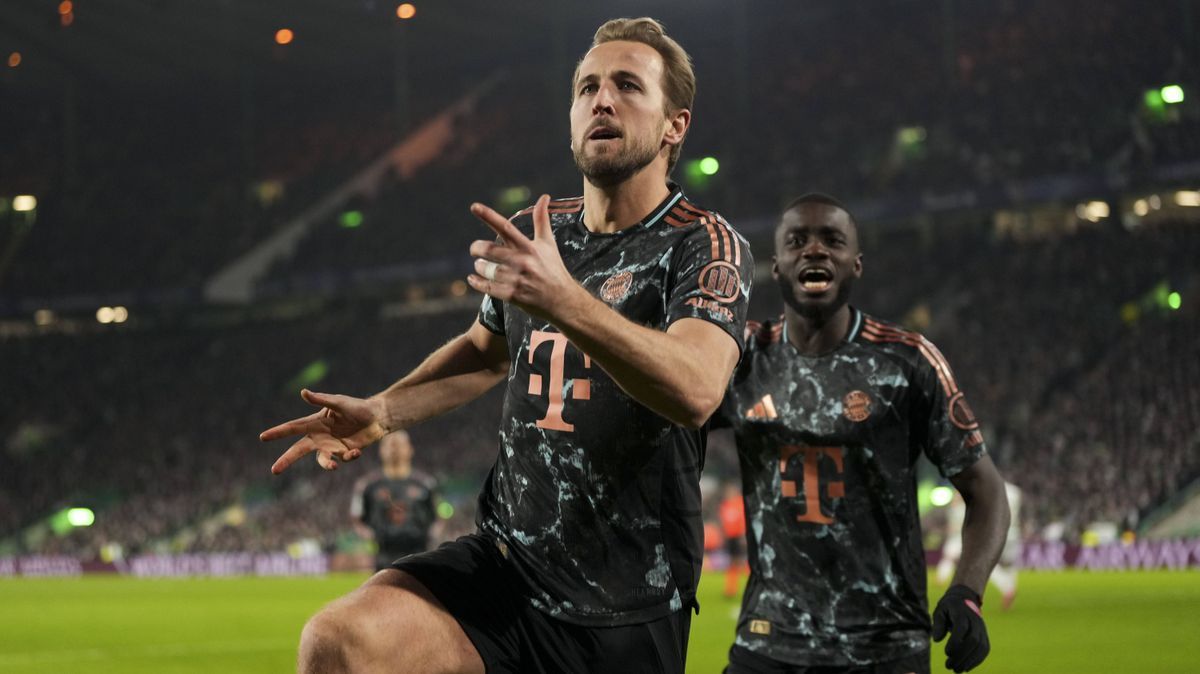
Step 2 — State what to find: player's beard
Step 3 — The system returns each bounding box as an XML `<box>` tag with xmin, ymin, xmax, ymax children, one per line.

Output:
<box><xmin>572</xmin><ymin>131</ymin><xmax>661</xmax><ymax>188</ymax></box>
<box><xmin>779</xmin><ymin>273</ymin><xmax>857</xmax><ymax>320</ymax></box>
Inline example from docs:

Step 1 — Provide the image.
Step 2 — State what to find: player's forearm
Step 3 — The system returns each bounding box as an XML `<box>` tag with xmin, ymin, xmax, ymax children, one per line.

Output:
<box><xmin>374</xmin><ymin>330</ymin><xmax>507</xmax><ymax>431</ymax></box>
<box><xmin>550</xmin><ymin>286</ymin><xmax>726</xmax><ymax>428</ymax></box>
<box><xmin>951</xmin><ymin>463</ymin><xmax>1010</xmax><ymax>595</ymax></box>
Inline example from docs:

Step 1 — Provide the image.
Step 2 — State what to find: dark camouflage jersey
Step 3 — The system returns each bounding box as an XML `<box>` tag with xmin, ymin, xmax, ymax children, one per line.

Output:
<box><xmin>477</xmin><ymin>184</ymin><xmax>753</xmax><ymax>626</ymax></box>
<box><xmin>353</xmin><ymin>472</ymin><xmax>438</xmax><ymax>561</ymax></box>
<box><xmin>714</xmin><ymin>309</ymin><xmax>986</xmax><ymax>665</ymax></box>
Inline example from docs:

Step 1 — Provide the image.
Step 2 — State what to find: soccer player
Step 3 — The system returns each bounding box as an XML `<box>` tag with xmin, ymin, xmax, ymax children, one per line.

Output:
<box><xmin>260</xmin><ymin>18</ymin><xmax>753</xmax><ymax>674</ymax></box>
<box><xmin>350</xmin><ymin>431</ymin><xmax>439</xmax><ymax>571</ymax></box>
<box><xmin>719</xmin><ymin>481</ymin><xmax>748</xmax><ymax>598</ymax></box>
<box><xmin>714</xmin><ymin>194</ymin><xmax>1009</xmax><ymax>674</ymax></box>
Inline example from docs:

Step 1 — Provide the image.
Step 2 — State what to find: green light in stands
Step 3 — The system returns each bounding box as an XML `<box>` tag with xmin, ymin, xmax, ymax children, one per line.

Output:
<box><xmin>1144</xmin><ymin>89</ymin><xmax>1165</xmax><ymax>113</ymax></box>
<box><xmin>1168</xmin><ymin>292</ymin><xmax>1182</xmax><ymax>310</ymax></box>
<box><xmin>499</xmin><ymin>186</ymin><xmax>530</xmax><ymax>204</ymax></box>
<box><xmin>340</xmin><ymin>210</ymin><xmax>364</xmax><ymax>228</ymax></box>
<box><xmin>67</xmin><ymin>508</ymin><xmax>95</xmax><ymax>527</ymax></box>
<box><xmin>437</xmin><ymin>502</ymin><xmax>455</xmax><ymax>519</ymax></box>
<box><xmin>897</xmin><ymin>126</ymin><xmax>927</xmax><ymax>146</ymax></box>
<box><xmin>930</xmin><ymin>486</ymin><xmax>954</xmax><ymax>507</ymax></box>
<box><xmin>286</xmin><ymin>360</ymin><xmax>329</xmax><ymax>393</ymax></box>
<box><xmin>698</xmin><ymin>157</ymin><xmax>720</xmax><ymax>176</ymax></box>
<box><xmin>1161</xmin><ymin>85</ymin><xmax>1184</xmax><ymax>104</ymax></box>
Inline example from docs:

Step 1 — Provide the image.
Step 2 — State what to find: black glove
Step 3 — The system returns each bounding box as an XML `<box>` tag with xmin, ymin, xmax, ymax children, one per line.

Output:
<box><xmin>931</xmin><ymin>584</ymin><xmax>989</xmax><ymax>672</ymax></box>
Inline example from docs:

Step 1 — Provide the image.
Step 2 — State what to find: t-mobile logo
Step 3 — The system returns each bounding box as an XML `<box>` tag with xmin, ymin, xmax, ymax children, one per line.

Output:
<box><xmin>779</xmin><ymin>445</ymin><xmax>845</xmax><ymax>524</ymax></box>
<box><xmin>527</xmin><ymin>330</ymin><xmax>591</xmax><ymax>432</ymax></box>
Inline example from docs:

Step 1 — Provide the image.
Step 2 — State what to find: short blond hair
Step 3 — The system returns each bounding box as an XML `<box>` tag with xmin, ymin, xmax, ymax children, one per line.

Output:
<box><xmin>575</xmin><ymin>17</ymin><xmax>696</xmax><ymax>172</ymax></box>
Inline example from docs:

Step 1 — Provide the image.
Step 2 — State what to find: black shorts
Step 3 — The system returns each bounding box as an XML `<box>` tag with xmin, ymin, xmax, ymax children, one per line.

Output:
<box><xmin>727</xmin><ymin>645</ymin><xmax>930</xmax><ymax>674</ymax></box>
<box><xmin>393</xmin><ymin>533</ymin><xmax>692</xmax><ymax>674</ymax></box>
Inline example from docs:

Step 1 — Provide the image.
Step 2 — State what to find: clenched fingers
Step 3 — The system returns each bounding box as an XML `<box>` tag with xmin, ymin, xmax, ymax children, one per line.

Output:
<box><xmin>474</xmin><ymin>257</ymin><xmax>519</xmax><ymax>283</ymax></box>
<box><xmin>271</xmin><ymin>436</ymin><xmax>362</xmax><ymax>474</ymax></box>
<box><xmin>468</xmin><ymin>240</ymin><xmax>518</xmax><ymax>263</ymax></box>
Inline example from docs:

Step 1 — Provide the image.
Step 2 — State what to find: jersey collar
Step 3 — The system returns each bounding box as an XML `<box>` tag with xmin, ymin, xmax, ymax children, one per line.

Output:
<box><xmin>575</xmin><ymin>182</ymin><xmax>684</xmax><ymax>237</ymax></box>
<box><xmin>781</xmin><ymin>306</ymin><xmax>863</xmax><ymax>352</ymax></box>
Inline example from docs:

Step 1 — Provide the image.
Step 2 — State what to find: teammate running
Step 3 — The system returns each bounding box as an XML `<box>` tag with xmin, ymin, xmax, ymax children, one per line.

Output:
<box><xmin>715</xmin><ymin>194</ymin><xmax>1009</xmax><ymax>674</ymax></box>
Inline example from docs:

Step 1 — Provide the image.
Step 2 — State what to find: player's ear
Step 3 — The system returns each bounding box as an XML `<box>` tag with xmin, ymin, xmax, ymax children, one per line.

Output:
<box><xmin>662</xmin><ymin>108</ymin><xmax>690</xmax><ymax>147</ymax></box>
<box><xmin>771</xmin><ymin>256</ymin><xmax>780</xmax><ymax>281</ymax></box>
<box><xmin>853</xmin><ymin>253</ymin><xmax>864</xmax><ymax>278</ymax></box>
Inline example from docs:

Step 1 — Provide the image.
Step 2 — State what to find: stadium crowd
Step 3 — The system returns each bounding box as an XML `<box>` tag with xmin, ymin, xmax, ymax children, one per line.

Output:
<box><xmin>4</xmin><ymin>0</ymin><xmax>1194</xmax><ymax>300</ymax></box>
<box><xmin>3</xmin><ymin>214</ymin><xmax>1197</xmax><ymax>558</ymax></box>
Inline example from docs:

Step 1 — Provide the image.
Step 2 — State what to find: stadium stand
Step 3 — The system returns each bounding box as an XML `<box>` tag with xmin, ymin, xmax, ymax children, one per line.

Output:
<box><xmin>2</xmin><ymin>0</ymin><xmax>1198</xmax><ymax>560</ymax></box>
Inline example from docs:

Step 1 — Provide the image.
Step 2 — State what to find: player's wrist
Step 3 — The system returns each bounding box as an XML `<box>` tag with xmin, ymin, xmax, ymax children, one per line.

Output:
<box><xmin>367</xmin><ymin>394</ymin><xmax>394</xmax><ymax>434</ymax></box>
<box><xmin>944</xmin><ymin>583</ymin><xmax>982</xmax><ymax>607</ymax></box>
<box><xmin>544</xmin><ymin>281</ymin><xmax>595</xmax><ymax>327</ymax></box>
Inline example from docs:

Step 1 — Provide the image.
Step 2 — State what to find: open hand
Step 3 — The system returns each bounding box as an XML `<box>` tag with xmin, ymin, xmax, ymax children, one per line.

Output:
<box><xmin>260</xmin><ymin>389</ymin><xmax>388</xmax><ymax>474</ymax></box>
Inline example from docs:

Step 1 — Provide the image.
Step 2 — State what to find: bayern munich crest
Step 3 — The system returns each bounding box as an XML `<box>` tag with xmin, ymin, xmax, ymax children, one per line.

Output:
<box><xmin>842</xmin><ymin>390</ymin><xmax>872</xmax><ymax>422</ymax></box>
<box><xmin>600</xmin><ymin>271</ymin><xmax>633</xmax><ymax>303</ymax></box>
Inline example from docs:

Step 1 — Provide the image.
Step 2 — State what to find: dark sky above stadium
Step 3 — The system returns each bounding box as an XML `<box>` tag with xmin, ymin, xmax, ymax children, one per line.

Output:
<box><xmin>0</xmin><ymin>0</ymin><xmax>874</xmax><ymax>105</ymax></box>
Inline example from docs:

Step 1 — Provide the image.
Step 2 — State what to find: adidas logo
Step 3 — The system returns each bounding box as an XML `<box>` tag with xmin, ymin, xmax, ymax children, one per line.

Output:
<box><xmin>745</xmin><ymin>394</ymin><xmax>777</xmax><ymax>420</ymax></box>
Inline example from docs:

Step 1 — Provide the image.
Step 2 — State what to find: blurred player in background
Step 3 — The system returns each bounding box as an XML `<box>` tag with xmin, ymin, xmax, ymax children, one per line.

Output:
<box><xmin>714</xmin><ymin>194</ymin><xmax>1009</xmax><ymax>674</ymax></box>
<box><xmin>719</xmin><ymin>481</ymin><xmax>748</xmax><ymax>598</ymax></box>
<box><xmin>350</xmin><ymin>431</ymin><xmax>439</xmax><ymax>571</ymax></box>
<box><xmin>260</xmin><ymin>17</ymin><xmax>752</xmax><ymax>674</ymax></box>
<box><xmin>937</xmin><ymin>481</ymin><xmax>1022</xmax><ymax>610</ymax></box>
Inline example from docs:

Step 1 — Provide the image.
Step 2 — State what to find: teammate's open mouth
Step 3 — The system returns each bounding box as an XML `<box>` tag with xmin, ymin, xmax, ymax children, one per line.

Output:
<box><xmin>799</xmin><ymin>267</ymin><xmax>833</xmax><ymax>293</ymax></box>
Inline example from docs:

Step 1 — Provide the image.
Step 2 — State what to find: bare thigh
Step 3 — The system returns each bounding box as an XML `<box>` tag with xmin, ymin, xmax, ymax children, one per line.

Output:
<box><xmin>299</xmin><ymin>569</ymin><xmax>485</xmax><ymax>674</ymax></box>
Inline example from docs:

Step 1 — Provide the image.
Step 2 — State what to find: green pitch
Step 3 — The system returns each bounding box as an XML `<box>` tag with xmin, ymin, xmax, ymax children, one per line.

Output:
<box><xmin>1</xmin><ymin>570</ymin><xmax>1198</xmax><ymax>672</ymax></box>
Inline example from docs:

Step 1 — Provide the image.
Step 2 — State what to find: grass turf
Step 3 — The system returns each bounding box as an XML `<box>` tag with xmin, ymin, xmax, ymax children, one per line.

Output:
<box><xmin>1</xmin><ymin>570</ymin><xmax>1197</xmax><ymax>672</ymax></box>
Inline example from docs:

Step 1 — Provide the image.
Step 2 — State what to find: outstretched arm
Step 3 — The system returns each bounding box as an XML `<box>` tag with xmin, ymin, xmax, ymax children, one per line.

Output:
<box><xmin>261</xmin><ymin>320</ymin><xmax>509</xmax><ymax>473</ymax></box>
<box><xmin>467</xmin><ymin>195</ymin><xmax>739</xmax><ymax>428</ymax></box>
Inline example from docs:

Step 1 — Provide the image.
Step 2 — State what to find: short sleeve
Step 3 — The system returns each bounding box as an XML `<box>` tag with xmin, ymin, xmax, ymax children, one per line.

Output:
<box><xmin>664</xmin><ymin>217</ymin><xmax>754</xmax><ymax>356</ymax></box>
<box><xmin>478</xmin><ymin>294</ymin><xmax>506</xmax><ymax>335</ymax></box>
<box><xmin>912</xmin><ymin>338</ymin><xmax>987</xmax><ymax>478</ymax></box>
<box><xmin>708</xmin><ymin>391</ymin><xmax>735</xmax><ymax>430</ymax></box>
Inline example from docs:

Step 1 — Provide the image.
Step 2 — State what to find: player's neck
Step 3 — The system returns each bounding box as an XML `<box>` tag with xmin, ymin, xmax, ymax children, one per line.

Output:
<box><xmin>384</xmin><ymin>464</ymin><xmax>411</xmax><ymax>479</ymax></box>
<box><xmin>580</xmin><ymin>168</ymin><xmax>671</xmax><ymax>234</ymax></box>
<box><xmin>783</xmin><ymin>304</ymin><xmax>853</xmax><ymax>356</ymax></box>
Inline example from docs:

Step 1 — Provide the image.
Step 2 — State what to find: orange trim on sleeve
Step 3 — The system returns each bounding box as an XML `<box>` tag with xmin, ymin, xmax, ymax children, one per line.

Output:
<box><xmin>699</xmin><ymin>216</ymin><xmax>721</xmax><ymax>261</ymax></box>
<box><xmin>714</xmin><ymin>216</ymin><xmax>741</xmax><ymax>266</ymax></box>
<box><xmin>680</xmin><ymin>199</ymin><xmax>740</xmax><ymax>265</ymax></box>
<box><xmin>512</xmin><ymin>197</ymin><xmax>583</xmax><ymax>219</ymax></box>
<box><xmin>861</xmin><ymin>320</ymin><xmax>960</xmax><ymax>399</ymax></box>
